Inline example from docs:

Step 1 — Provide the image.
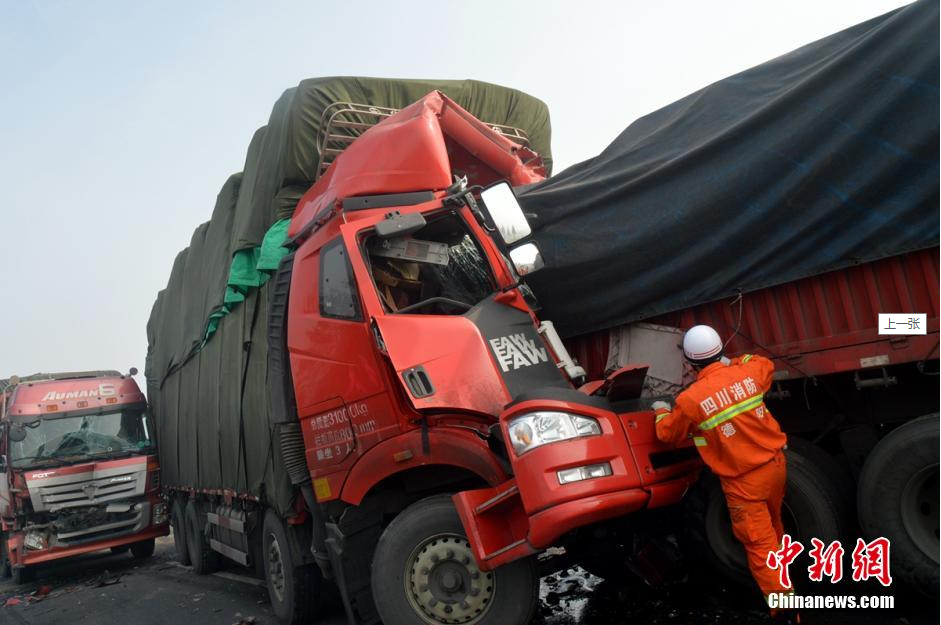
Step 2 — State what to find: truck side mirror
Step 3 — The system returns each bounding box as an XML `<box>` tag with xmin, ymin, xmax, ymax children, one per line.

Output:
<box><xmin>509</xmin><ymin>243</ymin><xmax>545</xmax><ymax>276</ymax></box>
<box><xmin>480</xmin><ymin>182</ymin><xmax>531</xmax><ymax>245</ymax></box>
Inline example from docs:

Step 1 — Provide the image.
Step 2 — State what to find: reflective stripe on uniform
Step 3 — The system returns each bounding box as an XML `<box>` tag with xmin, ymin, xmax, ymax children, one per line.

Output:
<box><xmin>741</xmin><ymin>354</ymin><xmax>753</xmax><ymax>363</ymax></box>
<box><xmin>693</xmin><ymin>436</ymin><xmax>707</xmax><ymax>447</ymax></box>
<box><xmin>655</xmin><ymin>412</ymin><xmax>668</xmax><ymax>423</ymax></box>
<box><xmin>698</xmin><ymin>394</ymin><xmax>764</xmax><ymax>430</ymax></box>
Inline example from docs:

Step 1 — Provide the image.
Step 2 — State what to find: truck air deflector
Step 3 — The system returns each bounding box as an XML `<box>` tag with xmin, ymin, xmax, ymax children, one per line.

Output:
<box><xmin>465</xmin><ymin>295</ymin><xmax>568</xmax><ymax>399</ymax></box>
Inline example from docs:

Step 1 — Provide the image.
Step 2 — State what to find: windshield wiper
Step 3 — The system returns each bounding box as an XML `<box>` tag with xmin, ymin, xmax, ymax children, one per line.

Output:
<box><xmin>12</xmin><ymin>456</ymin><xmax>64</xmax><ymax>468</ymax></box>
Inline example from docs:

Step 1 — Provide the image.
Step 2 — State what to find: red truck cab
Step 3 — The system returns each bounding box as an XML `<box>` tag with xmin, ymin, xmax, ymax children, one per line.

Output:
<box><xmin>273</xmin><ymin>92</ymin><xmax>701</xmax><ymax>624</ymax></box>
<box><xmin>0</xmin><ymin>371</ymin><xmax>167</xmax><ymax>583</ymax></box>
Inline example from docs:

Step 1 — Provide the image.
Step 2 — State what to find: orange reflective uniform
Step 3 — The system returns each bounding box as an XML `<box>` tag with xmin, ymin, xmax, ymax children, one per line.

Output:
<box><xmin>655</xmin><ymin>354</ymin><xmax>790</xmax><ymax>600</ymax></box>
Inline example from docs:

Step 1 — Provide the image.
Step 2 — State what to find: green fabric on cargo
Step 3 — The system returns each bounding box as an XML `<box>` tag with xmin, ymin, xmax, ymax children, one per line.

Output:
<box><xmin>257</xmin><ymin>218</ymin><xmax>292</xmax><ymax>272</ymax></box>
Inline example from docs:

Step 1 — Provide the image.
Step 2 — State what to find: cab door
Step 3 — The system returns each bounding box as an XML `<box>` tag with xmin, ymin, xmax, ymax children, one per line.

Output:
<box><xmin>288</xmin><ymin>230</ymin><xmax>392</xmax><ymax>469</ymax></box>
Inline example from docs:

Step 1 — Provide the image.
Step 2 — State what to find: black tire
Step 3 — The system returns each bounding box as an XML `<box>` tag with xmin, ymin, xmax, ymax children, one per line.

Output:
<box><xmin>171</xmin><ymin>499</ymin><xmax>191</xmax><ymax>565</ymax></box>
<box><xmin>11</xmin><ymin>563</ymin><xmax>33</xmax><ymax>585</ymax></box>
<box><xmin>786</xmin><ymin>436</ymin><xmax>856</xmax><ymax>530</ymax></box>
<box><xmin>0</xmin><ymin>533</ymin><xmax>11</xmax><ymax>578</ymax></box>
<box><xmin>110</xmin><ymin>545</ymin><xmax>130</xmax><ymax>555</ymax></box>
<box><xmin>130</xmin><ymin>538</ymin><xmax>156</xmax><ymax>560</ymax></box>
<box><xmin>857</xmin><ymin>414</ymin><xmax>939</xmax><ymax>595</ymax></box>
<box><xmin>262</xmin><ymin>509</ymin><xmax>323</xmax><ymax>625</ymax></box>
<box><xmin>371</xmin><ymin>494</ymin><xmax>538</xmax><ymax>625</ymax></box>
<box><xmin>185</xmin><ymin>500</ymin><xmax>218</xmax><ymax>575</ymax></box>
<box><xmin>684</xmin><ymin>449</ymin><xmax>844</xmax><ymax>591</ymax></box>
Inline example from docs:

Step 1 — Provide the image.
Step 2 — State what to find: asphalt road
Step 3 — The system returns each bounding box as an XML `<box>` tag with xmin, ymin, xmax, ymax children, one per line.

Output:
<box><xmin>1</xmin><ymin>533</ymin><xmax>935</xmax><ymax>625</ymax></box>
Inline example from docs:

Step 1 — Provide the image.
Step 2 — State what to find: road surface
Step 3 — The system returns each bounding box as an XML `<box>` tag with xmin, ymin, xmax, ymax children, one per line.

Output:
<box><xmin>1</xmin><ymin>533</ymin><xmax>934</xmax><ymax>624</ymax></box>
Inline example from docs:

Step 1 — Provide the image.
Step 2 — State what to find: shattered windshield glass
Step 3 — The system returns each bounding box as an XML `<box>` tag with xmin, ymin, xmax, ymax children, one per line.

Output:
<box><xmin>10</xmin><ymin>409</ymin><xmax>154</xmax><ymax>468</ymax></box>
<box><xmin>368</xmin><ymin>214</ymin><xmax>496</xmax><ymax>314</ymax></box>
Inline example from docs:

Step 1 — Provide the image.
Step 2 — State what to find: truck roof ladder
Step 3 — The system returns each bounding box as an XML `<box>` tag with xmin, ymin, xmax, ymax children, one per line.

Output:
<box><xmin>315</xmin><ymin>101</ymin><xmax>532</xmax><ymax>178</ymax></box>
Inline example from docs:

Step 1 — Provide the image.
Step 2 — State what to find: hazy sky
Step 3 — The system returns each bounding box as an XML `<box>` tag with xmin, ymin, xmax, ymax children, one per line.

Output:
<box><xmin>0</xmin><ymin>0</ymin><xmax>908</xmax><ymax>389</ymax></box>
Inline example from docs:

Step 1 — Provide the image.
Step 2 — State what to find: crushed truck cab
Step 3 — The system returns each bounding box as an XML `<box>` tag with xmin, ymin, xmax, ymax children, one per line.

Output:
<box><xmin>283</xmin><ymin>92</ymin><xmax>701</xmax><ymax>590</ymax></box>
<box><xmin>149</xmin><ymin>84</ymin><xmax>702</xmax><ymax>625</ymax></box>
<box><xmin>0</xmin><ymin>371</ymin><xmax>167</xmax><ymax>582</ymax></box>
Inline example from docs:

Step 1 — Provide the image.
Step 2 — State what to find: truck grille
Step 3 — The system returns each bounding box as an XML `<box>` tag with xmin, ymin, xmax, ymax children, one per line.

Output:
<box><xmin>26</xmin><ymin>458</ymin><xmax>147</xmax><ymax>513</ymax></box>
<box><xmin>53</xmin><ymin>504</ymin><xmax>148</xmax><ymax>545</ymax></box>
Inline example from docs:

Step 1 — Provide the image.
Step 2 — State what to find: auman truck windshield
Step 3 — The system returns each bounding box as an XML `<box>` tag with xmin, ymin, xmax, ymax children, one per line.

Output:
<box><xmin>10</xmin><ymin>409</ymin><xmax>154</xmax><ymax>467</ymax></box>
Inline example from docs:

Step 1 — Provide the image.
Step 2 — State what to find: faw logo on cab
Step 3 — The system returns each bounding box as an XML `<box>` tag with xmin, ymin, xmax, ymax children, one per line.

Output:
<box><xmin>489</xmin><ymin>333</ymin><xmax>549</xmax><ymax>372</ymax></box>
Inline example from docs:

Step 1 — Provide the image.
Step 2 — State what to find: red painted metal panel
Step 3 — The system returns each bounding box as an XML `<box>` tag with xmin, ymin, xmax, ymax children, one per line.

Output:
<box><xmin>566</xmin><ymin>248</ymin><xmax>939</xmax><ymax>380</ymax></box>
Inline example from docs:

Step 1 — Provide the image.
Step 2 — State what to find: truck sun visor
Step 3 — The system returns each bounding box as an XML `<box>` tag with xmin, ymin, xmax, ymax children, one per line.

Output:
<box><xmin>370</xmin><ymin>237</ymin><xmax>450</xmax><ymax>266</ymax></box>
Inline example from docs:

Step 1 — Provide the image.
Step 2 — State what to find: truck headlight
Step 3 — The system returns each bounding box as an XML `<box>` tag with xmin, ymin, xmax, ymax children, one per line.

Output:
<box><xmin>506</xmin><ymin>411</ymin><xmax>602</xmax><ymax>456</ymax></box>
<box><xmin>152</xmin><ymin>502</ymin><xmax>168</xmax><ymax>526</ymax></box>
<box><xmin>24</xmin><ymin>531</ymin><xmax>48</xmax><ymax>551</ymax></box>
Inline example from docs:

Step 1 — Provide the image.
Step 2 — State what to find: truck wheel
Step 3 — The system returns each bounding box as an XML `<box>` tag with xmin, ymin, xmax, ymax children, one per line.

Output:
<box><xmin>786</xmin><ymin>436</ymin><xmax>856</xmax><ymax>526</ymax></box>
<box><xmin>371</xmin><ymin>494</ymin><xmax>538</xmax><ymax>625</ymax></box>
<box><xmin>262</xmin><ymin>509</ymin><xmax>323</xmax><ymax>625</ymax></box>
<box><xmin>130</xmin><ymin>538</ymin><xmax>156</xmax><ymax>560</ymax></box>
<box><xmin>11</xmin><ymin>564</ymin><xmax>33</xmax><ymax>585</ymax></box>
<box><xmin>0</xmin><ymin>533</ymin><xmax>10</xmax><ymax>578</ymax></box>
<box><xmin>185</xmin><ymin>500</ymin><xmax>218</xmax><ymax>575</ymax></box>
<box><xmin>857</xmin><ymin>414</ymin><xmax>939</xmax><ymax>595</ymax></box>
<box><xmin>172</xmin><ymin>500</ymin><xmax>191</xmax><ymax>565</ymax></box>
<box><xmin>684</xmin><ymin>450</ymin><xmax>844</xmax><ymax>590</ymax></box>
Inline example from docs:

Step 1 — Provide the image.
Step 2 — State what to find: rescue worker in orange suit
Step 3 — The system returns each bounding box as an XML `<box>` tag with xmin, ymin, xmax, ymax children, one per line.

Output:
<box><xmin>652</xmin><ymin>325</ymin><xmax>796</xmax><ymax>619</ymax></box>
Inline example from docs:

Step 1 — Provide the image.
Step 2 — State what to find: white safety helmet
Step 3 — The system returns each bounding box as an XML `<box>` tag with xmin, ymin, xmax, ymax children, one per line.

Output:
<box><xmin>683</xmin><ymin>325</ymin><xmax>724</xmax><ymax>366</ymax></box>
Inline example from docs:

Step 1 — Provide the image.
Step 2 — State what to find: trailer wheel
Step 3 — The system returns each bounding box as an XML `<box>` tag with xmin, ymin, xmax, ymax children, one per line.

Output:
<box><xmin>857</xmin><ymin>414</ymin><xmax>939</xmax><ymax>595</ymax></box>
<box><xmin>262</xmin><ymin>509</ymin><xmax>323</xmax><ymax>625</ymax></box>
<box><xmin>685</xmin><ymin>449</ymin><xmax>844</xmax><ymax>590</ymax></box>
<box><xmin>171</xmin><ymin>500</ymin><xmax>191</xmax><ymax>565</ymax></box>
<box><xmin>371</xmin><ymin>494</ymin><xmax>537</xmax><ymax>625</ymax></box>
<box><xmin>185</xmin><ymin>500</ymin><xmax>218</xmax><ymax>575</ymax></box>
<box><xmin>130</xmin><ymin>538</ymin><xmax>156</xmax><ymax>560</ymax></box>
<box><xmin>786</xmin><ymin>437</ymin><xmax>856</xmax><ymax>525</ymax></box>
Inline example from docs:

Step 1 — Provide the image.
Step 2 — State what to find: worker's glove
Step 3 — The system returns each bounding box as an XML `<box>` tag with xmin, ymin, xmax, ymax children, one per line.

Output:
<box><xmin>651</xmin><ymin>400</ymin><xmax>672</xmax><ymax>413</ymax></box>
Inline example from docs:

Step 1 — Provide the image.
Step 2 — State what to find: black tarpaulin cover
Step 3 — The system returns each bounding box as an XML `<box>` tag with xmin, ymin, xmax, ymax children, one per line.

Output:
<box><xmin>520</xmin><ymin>0</ymin><xmax>940</xmax><ymax>338</ymax></box>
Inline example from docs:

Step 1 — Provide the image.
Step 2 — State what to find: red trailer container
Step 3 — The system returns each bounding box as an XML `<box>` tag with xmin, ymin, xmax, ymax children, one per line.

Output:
<box><xmin>566</xmin><ymin>246</ymin><xmax>940</xmax><ymax>594</ymax></box>
<box><xmin>570</xmin><ymin>247</ymin><xmax>939</xmax><ymax>383</ymax></box>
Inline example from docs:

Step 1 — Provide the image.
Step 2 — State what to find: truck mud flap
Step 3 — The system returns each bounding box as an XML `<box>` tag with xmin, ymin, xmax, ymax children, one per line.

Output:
<box><xmin>452</xmin><ymin>479</ymin><xmax>538</xmax><ymax>571</ymax></box>
<box><xmin>324</xmin><ymin>521</ymin><xmax>381</xmax><ymax>625</ymax></box>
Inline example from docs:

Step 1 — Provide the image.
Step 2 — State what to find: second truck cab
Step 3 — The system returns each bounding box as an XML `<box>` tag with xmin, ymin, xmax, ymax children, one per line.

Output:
<box><xmin>0</xmin><ymin>371</ymin><xmax>167</xmax><ymax>583</ymax></box>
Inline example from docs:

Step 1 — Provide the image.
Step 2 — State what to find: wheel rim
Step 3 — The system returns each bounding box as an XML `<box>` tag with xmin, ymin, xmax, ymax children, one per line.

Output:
<box><xmin>900</xmin><ymin>464</ymin><xmax>940</xmax><ymax>565</ymax></box>
<box><xmin>404</xmin><ymin>533</ymin><xmax>494</xmax><ymax>624</ymax></box>
<box><xmin>267</xmin><ymin>532</ymin><xmax>286</xmax><ymax>603</ymax></box>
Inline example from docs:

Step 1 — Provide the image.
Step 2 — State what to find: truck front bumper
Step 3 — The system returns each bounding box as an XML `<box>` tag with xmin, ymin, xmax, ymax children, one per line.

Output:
<box><xmin>7</xmin><ymin>495</ymin><xmax>170</xmax><ymax>568</ymax></box>
<box><xmin>454</xmin><ymin>399</ymin><xmax>700</xmax><ymax>570</ymax></box>
<box><xmin>15</xmin><ymin>524</ymin><xmax>169</xmax><ymax>566</ymax></box>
